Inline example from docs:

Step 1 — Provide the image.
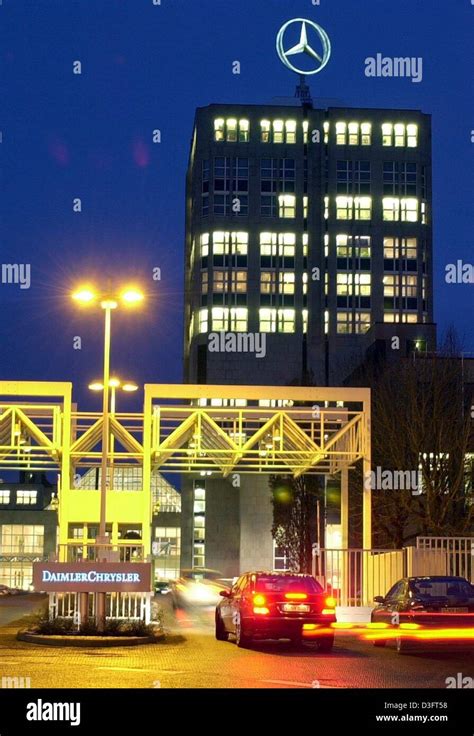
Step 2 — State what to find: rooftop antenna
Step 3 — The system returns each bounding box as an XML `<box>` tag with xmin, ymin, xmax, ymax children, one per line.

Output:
<box><xmin>295</xmin><ymin>74</ymin><xmax>313</xmax><ymax>106</ymax></box>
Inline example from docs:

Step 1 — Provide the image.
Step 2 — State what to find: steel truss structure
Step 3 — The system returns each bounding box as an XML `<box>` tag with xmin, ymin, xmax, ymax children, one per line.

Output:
<box><xmin>0</xmin><ymin>382</ymin><xmax>372</xmax><ymax>553</ymax></box>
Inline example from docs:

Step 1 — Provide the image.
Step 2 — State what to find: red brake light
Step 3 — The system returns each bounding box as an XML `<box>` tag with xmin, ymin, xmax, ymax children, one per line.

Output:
<box><xmin>325</xmin><ymin>596</ymin><xmax>336</xmax><ymax>608</ymax></box>
<box><xmin>285</xmin><ymin>593</ymin><xmax>308</xmax><ymax>601</ymax></box>
<box><xmin>253</xmin><ymin>594</ymin><xmax>266</xmax><ymax>607</ymax></box>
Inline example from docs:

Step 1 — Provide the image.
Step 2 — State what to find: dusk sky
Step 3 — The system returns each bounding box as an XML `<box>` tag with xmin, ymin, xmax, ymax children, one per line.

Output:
<box><xmin>2</xmin><ymin>0</ymin><xmax>473</xmax><ymax>412</ymax></box>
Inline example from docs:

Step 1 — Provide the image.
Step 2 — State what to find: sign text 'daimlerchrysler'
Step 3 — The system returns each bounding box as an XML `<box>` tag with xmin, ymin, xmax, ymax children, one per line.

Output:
<box><xmin>33</xmin><ymin>562</ymin><xmax>152</xmax><ymax>593</ymax></box>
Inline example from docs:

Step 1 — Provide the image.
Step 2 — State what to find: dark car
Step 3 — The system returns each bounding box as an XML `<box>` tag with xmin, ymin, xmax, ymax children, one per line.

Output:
<box><xmin>154</xmin><ymin>580</ymin><xmax>172</xmax><ymax>596</ymax></box>
<box><xmin>215</xmin><ymin>571</ymin><xmax>336</xmax><ymax>650</ymax></box>
<box><xmin>371</xmin><ymin>575</ymin><xmax>474</xmax><ymax>654</ymax></box>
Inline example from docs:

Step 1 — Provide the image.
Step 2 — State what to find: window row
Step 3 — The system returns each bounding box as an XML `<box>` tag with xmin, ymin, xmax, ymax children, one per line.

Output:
<box><xmin>197</xmin><ymin>307</ymin><xmax>303</xmax><ymax>334</ymax></box>
<box><xmin>334</xmin><ymin>196</ymin><xmax>428</xmax><ymax>222</ymax></box>
<box><xmin>213</xmin><ymin>119</ymin><xmax>419</xmax><ymax>147</ymax></box>
<box><xmin>195</xmin><ymin>301</ymin><xmax>427</xmax><ymax>336</ymax></box>
<box><xmin>0</xmin><ymin>490</ymin><xmax>38</xmax><ymax>505</ymax></box>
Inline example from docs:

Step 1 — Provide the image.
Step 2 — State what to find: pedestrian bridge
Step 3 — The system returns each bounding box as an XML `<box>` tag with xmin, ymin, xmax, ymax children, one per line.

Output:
<box><xmin>0</xmin><ymin>381</ymin><xmax>372</xmax><ymax>550</ymax></box>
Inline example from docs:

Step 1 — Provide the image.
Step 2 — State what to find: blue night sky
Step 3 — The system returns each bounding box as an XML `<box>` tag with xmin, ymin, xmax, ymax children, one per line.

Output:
<box><xmin>1</xmin><ymin>0</ymin><xmax>473</xmax><ymax>412</ymax></box>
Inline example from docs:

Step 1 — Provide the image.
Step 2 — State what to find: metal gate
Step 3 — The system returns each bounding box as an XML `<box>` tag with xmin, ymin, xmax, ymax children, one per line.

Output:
<box><xmin>416</xmin><ymin>537</ymin><xmax>474</xmax><ymax>583</ymax></box>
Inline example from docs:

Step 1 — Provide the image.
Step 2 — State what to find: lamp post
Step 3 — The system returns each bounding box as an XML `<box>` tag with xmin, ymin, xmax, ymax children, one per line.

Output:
<box><xmin>89</xmin><ymin>378</ymin><xmax>139</xmax><ymax>491</ymax></box>
<box><xmin>72</xmin><ymin>285</ymin><xmax>144</xmax><ymax>629</ymax></box>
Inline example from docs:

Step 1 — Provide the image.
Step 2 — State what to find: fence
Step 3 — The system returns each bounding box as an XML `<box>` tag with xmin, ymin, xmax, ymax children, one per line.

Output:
<box><xmin>313</xmin><ymin>538</ymin><xmax>474</xmax><ymax>607</ymax></box>
<box><xmin>416</xmin><ymin>536</ymin><xmax>474</xmax><ymax>583</ymax></box>
<box><xmin>49</xmin><ymin>591</ymin><xmax>152</xmax><ymax>623</ymax></box>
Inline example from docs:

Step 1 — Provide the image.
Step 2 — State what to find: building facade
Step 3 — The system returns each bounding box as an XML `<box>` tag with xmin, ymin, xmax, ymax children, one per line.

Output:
<box><xmin>182</xmin><ymin>99</ymin><xmax>436</xmax><ymax>575</ymax></box>
<box><xmin>0</xmin><ymin>476</ymin><xmax>57</xmax><ymax>590</ymax></box>
<box><xmin>184</xmin><ymin>102</ymin><xmax>435</xmax><ymax>387</ymax></box>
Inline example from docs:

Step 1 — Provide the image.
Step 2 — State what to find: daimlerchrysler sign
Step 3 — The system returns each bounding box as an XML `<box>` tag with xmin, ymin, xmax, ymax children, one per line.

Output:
<box><xmin>33</xmin><ymin>562</ymin><xmax>152</xmax><ymax>593</ymax></box>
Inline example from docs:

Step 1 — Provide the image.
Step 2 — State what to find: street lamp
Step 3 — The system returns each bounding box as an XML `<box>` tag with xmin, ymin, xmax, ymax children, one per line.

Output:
<box><xmin>88</xmin><ymin>378</ymin><xmax>139</xmax><ymax>490</ymax></box>
<box><xmin>73</xmin><ymin>286</ymin><xmax>143</xmax><ymax>631</ymax></box>
<box><xmin>72</xmin><ymin>286</ymin><xmax>144</xmax><ymax>545</ymax></box>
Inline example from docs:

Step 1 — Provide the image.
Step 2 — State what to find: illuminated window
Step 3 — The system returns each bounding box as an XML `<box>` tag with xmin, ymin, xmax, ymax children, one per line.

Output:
<box><xmin>336</xmin><ymin>235</ymin><xmax>371</xmax><ymax>268</ymax></box>
<box><xmin>355</xmin><ymin>312</ymin><xmax>371</xmax><ymax>333</ymax></box>
<box><xmin>233</xmin><ymin>271</ymin><xmax>247</xmax><ymax>292</ymax></box>
<box><xmin>261</xmin><ymin>120</ymin><xmax>271</xmax><ymax>143</ymax></box>
<box><xmin>278</xmin><ymin>309</ymin><xmax>295</xmax><ymax>333</ymax></box>
<box><xmin>337</xmin><ymin>311</ymin><xmax>370</xmax><ymax>334</ymax></box>
<box><xmin>211</xmin><ymin>307</ymin><xmax>229</xmax><ymax>331</ymax></box>
<box><xmin>382</xmin><ymin>123</ymin><xmax>393</xmax><ymax>146</ymax></box>
<box><xmin>201</xmin><ymin>271</ymin><xmax>208</xmax><ymax>294</ymax></box>
<box><xmin>193</xmin><ymin>482</ymin><xmax>205</xmax><ymax>568</ymax></box>
<box><xmin>212</xmin><ymin>231</ymin><xmax>248</xmax><ymax>256</ymax></box>
<box><xmin>200</xmin><ymin>233</ymin><xmax>209</xmax><ymax>257</ymax></box>
<box><xmin>303</xmin><ymin>233</ymin><xmax>309</xmax><ymax>258</ymax></box>
<box><xmin>229</xmin><ymin>307</ymin><xmax>248</xmax><ymax>332</ymax></box>
<box><xmin>384</xmin><ymin>313</ymin><xmax>417</xmax><ymax>323</ymax></box>
<box><xmin>407</xmin><ymin>124</ymin><xmax>418</xmax><ymax>147</ymax></box>
<box><xmin>16</xmin><ymin>490</ymin><xmax>37</xmax><ymax>505</ymax></box>
<box><xmin>214</xmin><ymin>118</ymin><xmax>225</xmax><ymax>142</ymax></box>
<box><xmin>336</xmin><ymin>274</ymin><xmax>371</xmax><ymax>310</ymax></box>
<box><xmin>324</xmin><ymin>310</ymin><xmax>329</xmax><ymax>334</ymax></box>
<box><xmin>348</xmin><ymin>122</ymin><xmax>359</xmax><ymax>145</ymax></box>
<box><xmin>303</xmin><ymin>120</ymin><xmax>309</xmax><ymax>144</ymax></box>
<box><xmin>239</xmin><ymin>119</ymin><xmax>249</xmax><ymax>142</ymax></box>
<box><xmin>383</xmin><ymin>274</ymin><xmax>418</xmax><ymax>311</ymax></box>
<box><xmin>394</xmin><ymin>123</ymin><xmax>405</xmax><ymax>147</ymax></box>
<box><xmin>336</xmin><ymin>196</ymin><xmax>352</xmax><ymax>219</ymax></box>
<box><xmin>279</xmin><ymin>194</ymin><xmax>296</xmax><ymax>218</ymax></box>
<box><xmin>401</xmin><ymin>198</ymin><xmax>418</xmax><ymax>222</ymax></box>
<box><xmin>336</xmin><ymin>122</ymin><xmax>347</xmax><ymax>145</ymax></box>
<box><xmin>197</xmin><ymin>309</ymin><xmax>208</xmax><ymax>334</ymax></box>
<box><xmin>383</xmin><ymin>238</ymin><xmax>417</xmax><ymax>271</ymax></box>
<box><xmin>0</xmin><ymin>491</ymin><xmax>10</xmax><ymax>504</ymax></box>
<box><xmin>285</xmin><ymin>120</ymin><xmax>297</xmax><ymax>143</ymax></box>
<box><xmin>383</xmin><ymin>197</ymin><xmax>399</xmax><ymax>221</ymax></box>
<box><xmin>0</xmin><ymin>525</ymin><xmax>44</xmax><ymax>554</ymax></box>
<box><xmin>303</xmin><ymin>196</ymin><xmax>308</xmax><ymax>219</ymax></box>
<box><xmin>361</xmin><ymin>122</ymin><xmax>372</xmax><ymax>145</ymax></box>
<box><xmin>421</xmin><ymin>201</ymin><xmax>427</xmax><ymax>224</ymax></box>
<box><xmin>212</xmin><ymin>270</ymin><xmax>247</xmax><ymax>294</ymax></box>
<box><xmin>337</xmin><ymin>311</ymin><xmax>351</xmax><ymax>334</ymax></box>
<box><xmin>215</xmin><ymin>118</ymin><xmax>249</xmax><ymax>143</ymax></box>
<box><xmin>279</xmin><ymin>272</ymin><xmax>295</xmax><ymax>294</ymax></box>
<box><xmin>260</xmin><ymin>271</ymin><xmax>277</xmax><ymax>294</ymax></box>
<box><xmin>259</xmin><ymin>308</ymin><xmax>277</xmax><ymax>332</ymax></box>
<box><xmin>323</xmin><ymin>121</ymin><xmax>329</xmax><ymax>144</ymax></box>
<box><xmin>354</xmin><ymin>196</ymin><xmax>372</xmax><ymax>220</ymax></box>
<box><xmin>302</xmin><ymin>272</ymin><xmax>308</xmax><ymax>295</ymax></box>
<box><xmin>324</xmin><ymin>196</ymin><xmax>329</xmax><ymax>219</ymax></box>
<box><xmin>212</xmin><ymin>270</ymin><xmax>226</xmax><ymax>292</ymax></box>
<box><xmin>226</xmin><ymin>118</ymin><xmax>238</xmax><ymax>142</ymax></box>
<box><xmin>273</xmin><ymin>119</ymin><xmax>284</xmax><ymax>143</ymax></box>
<box><xmin>302</xmin><ymin>309</ymin><xmax>308</xmax><ymax>334</ymax></box>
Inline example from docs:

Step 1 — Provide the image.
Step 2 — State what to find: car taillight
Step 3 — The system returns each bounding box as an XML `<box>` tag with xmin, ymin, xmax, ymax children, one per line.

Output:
<box><xmin>253</xmin><ymin>594</ymin><xmax>266</xmax><ymax>607</ymax></box>
<box><xmin>284</xmin><ymin>593</ymin><xmax>308</xmax><ymax>600</ymax></box>
<box><xmin>325</xmin><ymin>596</ymin><xmax>336</xmax><ymax>608</ymax></box>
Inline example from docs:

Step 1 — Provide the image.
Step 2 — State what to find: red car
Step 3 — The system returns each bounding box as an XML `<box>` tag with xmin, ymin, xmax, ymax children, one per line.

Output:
<box><xmin>215</xmin><ymin>571</ymin><xmax>336</xmax><ymax>650</ymax></box>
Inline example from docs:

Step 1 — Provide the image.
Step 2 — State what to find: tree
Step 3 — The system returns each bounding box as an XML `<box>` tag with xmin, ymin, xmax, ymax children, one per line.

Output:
<box><xmin>269</xmin><ymin>474</ymin><xmax>322</xmax><ymax>572</ymax></box>
<box><xmin>361</xmin><ymin>334</ymin><xmax>474</xmax><ymax>547</ymax></box>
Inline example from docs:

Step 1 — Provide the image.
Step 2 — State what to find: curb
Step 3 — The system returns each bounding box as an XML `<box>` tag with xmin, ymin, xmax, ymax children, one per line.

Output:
<box><xmin>17</xmin><ymin>631</ymin><xmax>164</xmax><ymax>648</ymax></box>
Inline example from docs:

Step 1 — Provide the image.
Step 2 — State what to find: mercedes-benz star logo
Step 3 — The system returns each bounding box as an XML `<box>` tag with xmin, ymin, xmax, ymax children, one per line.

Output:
<box><xmin>276</xmin><ymin>18</ymin><xmax>331</xmax><ymax>76</ymax></box>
